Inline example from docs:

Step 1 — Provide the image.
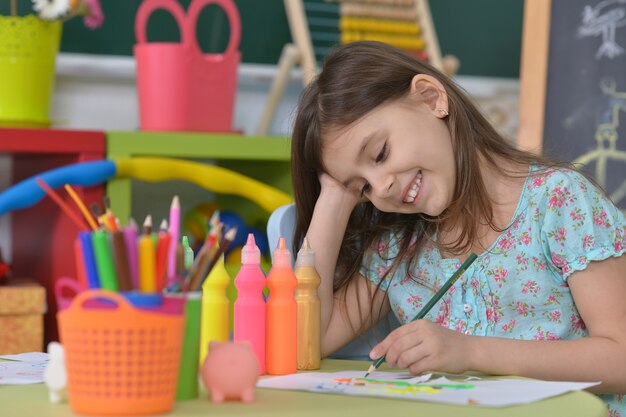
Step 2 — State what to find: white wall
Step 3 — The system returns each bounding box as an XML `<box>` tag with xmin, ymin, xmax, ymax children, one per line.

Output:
<box><xmin>52</xmin><ymin>53</ymin><xmax>306</xmax><ymax>136</ymax></box>
<box><xmin>51</xmin><ymin>53</ymin><xmax>520</xmax><ymax>138</ymax></box>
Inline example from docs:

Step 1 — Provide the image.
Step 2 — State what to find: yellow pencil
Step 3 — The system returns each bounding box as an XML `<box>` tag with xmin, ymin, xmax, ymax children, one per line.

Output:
<box><xmin>64</xmin><ymin>184</ymin><xmax>99</xmax><ymax>231</ymax></box>
<box><xmin>139</xmin><ymin>214</ymin><xmax>156</xmax><ymax>292</ymax></box>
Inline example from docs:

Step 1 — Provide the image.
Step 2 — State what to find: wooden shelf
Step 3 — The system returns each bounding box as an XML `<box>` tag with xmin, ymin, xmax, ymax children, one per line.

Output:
<box><xmin>107</xmin><ymin>131</ymin><xmax>291</xmax><ymax>161</ymax></box>
<box><xmin>106</xmin><ymin>131</ymin><xmax>293</xmax><ymax>228</ymax></box>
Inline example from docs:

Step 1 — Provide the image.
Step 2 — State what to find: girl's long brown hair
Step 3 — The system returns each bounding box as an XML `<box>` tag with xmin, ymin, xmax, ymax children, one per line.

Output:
<box><xmin>291</xmin><ymin>41</ymin><xmax>568</xmax><ymax>333</ymax></box>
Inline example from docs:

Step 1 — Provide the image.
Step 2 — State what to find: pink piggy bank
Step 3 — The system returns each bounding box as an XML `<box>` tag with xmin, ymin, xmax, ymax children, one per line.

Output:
<box><xmin>201</xmin><ymin>341</ymin><xmax>260</xmax><ymax>403</ymax></box>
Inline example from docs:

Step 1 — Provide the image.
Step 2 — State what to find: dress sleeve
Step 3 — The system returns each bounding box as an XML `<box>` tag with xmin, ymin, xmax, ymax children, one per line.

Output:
<box><xmin>539</xmin><ymin>170</ymin><xmax>626</xmax><ymax>281</ymax></box>
<box><xmin>358</xmin><ymin>231</ymin><xmax>402</xmax><ymax>292</ymax></box>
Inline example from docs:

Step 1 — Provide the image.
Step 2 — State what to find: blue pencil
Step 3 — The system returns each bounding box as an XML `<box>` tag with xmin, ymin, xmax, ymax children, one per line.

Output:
<box><xmin>364</xmin><ymin>253</ymin><xmax>478</xmax><ymax>377</ymax></box>
<box><xmin>79</xmin><ymin>231</ymin><xmax>100</xmax><ymax>289</ymax></box>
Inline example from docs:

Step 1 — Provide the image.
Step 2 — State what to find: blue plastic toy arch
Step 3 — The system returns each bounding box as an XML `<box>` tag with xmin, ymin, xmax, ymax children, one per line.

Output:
<box><xmin>0</xmin><ymin>157</ymin><xmax>292</xmax><ymax>217</ymax></box>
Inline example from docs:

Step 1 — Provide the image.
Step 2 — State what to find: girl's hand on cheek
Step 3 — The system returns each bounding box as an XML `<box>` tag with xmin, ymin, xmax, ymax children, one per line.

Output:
<box><xmin>318</xmin><ymin>172</ymin><xmax>361</xmax><ymax>210</ymax></box>
<box><xmin>369</xmin><ymin>320</ymin><xmax>471</xmax><ymax>375</ymax></box>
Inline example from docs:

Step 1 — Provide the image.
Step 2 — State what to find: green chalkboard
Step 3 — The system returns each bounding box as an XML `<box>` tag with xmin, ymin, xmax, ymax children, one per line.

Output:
<box><xmin>521</xmin><ymin>0</ymin><xmax>626</xmax><ymax>210</ymax></box>
<box><xmin>60</xmin><ymin>0</ymin><xmax>291</xmax><ymax>64</ymax></box>
<box><xmin>429</xmin><ymin>0</ymin><xmax>524</xmax><ymax>77</ymax></box>
<box><xmin>58</xmin><ymin>0</ymin><xmax>523</xmax><ymax>77</ymax></box>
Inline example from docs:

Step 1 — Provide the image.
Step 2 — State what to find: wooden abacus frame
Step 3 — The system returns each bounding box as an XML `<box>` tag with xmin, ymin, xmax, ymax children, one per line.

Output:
<box><xmin>255</xmin><ymin>0</ymin><xmax>454</xmax><ymax>135</ymax></box>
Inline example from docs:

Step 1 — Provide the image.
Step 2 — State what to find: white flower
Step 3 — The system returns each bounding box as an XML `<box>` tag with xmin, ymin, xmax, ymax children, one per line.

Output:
<box><xmin>32</xmin><ymin>0</ymin><xmax>71</xmax><ymax>20</ymax></box>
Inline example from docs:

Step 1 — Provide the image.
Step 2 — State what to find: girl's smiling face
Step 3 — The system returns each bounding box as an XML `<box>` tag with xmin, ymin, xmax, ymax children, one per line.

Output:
<box><xmin>321</xmin><ymin>75</ymin><xmax>456</xmax><ymax>216</ymax></box>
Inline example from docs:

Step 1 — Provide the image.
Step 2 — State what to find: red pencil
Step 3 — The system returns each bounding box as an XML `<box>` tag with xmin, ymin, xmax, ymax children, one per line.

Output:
<box><xmin>155</xmin><ymin>219</ymin><xmax>171</xmax><ymax>292</ymax></box>
<box><xmin>36</xmin><ymin>178</ymin><xmax>89</xmax><ymax>231</ymax></box>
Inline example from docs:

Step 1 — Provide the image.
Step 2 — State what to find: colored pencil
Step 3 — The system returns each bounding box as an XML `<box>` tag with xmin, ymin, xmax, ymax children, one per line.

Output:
<box><xmin>364</xmin><ymin>253</ymin><xmax>478</xmax><ymax>377</ymax></box>
<box><xmin>35</xmin><ymin>177</ymin><xmax>88</xmax><ymax>231</ymax></box>
<box><xmin>78</xmin><ymin>230</ymin><xmax>100</xmax><ymax>288</ymax></box>
<box><xmin>102</xmin><ymin>196</ymin><xmax>118</xmax><ymax>232</ymax></box>
<box><xmin>64</xmin><ymin>184</ymin><xmax>99</xmax><ymax>231</ymax></box>
<box><xmin>194</xmin><ymin>226</ymin><xmax>237</xmax><ymax>291</ymax></box>
<box><xmin>138</xmin><ymin>215</ymin><xmax>156</xmax><ymax>293</ymax></box>
<box><xmin>182</xmin><ymin>235</ymin><xmax>194</xmax><ymax>271</ymax></box>
<box><xmin>111</xmin><ymin>229</ymin><xmax>133</xmax><ymax>291</ymax></box>
<box><xmin>208</xmin><ymin>210</ymin><xmax>221</xmax><ymax>232</ymax></box>
<box><xmin>186</xmin><ymin>223</ymin><xmax>222</xmax><ymax>292</ymax></box>
<box><xmin>73</xmin><ymin>237</ymin><xmax>89</xmax><ymax>289</ymax></box>
<box><xmin>167</xmin><ymin>195</ymin><xmax>180</xmax><ymax>284</ymax></box>
<box><xmin>91</xmin><ymin>229</ymin><xmax>119</xmax><ymax>291</ymax></box>
<box><xmin>90</xmin><ymin>203</ymin><xmax>105</xmax><ymax>229</ymax></box>
<box><xmin>175</xmin><ymin>242</ymin><xmax>184</xmax><ymax>276</ymax></box>
<box><xmin>123</xmin><ymin>217</ymin><xmax>140</xmax><ymax>289</ymax></box>
<box><xmin>155</xmin><ymin>219</ymin><xmax>171</xmax><ymax>292</ymax></box>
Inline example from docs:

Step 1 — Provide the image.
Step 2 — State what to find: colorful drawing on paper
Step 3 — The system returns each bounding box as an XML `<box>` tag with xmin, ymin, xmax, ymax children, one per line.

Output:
<box><xmin>257</xmin><ymin>370</ymin><xmax>600</xmax><ymax>407</ymax></box>
<box><xmin>311</xmin><ymin>376</ymin><xmax>472</xmax><ymax>397</ymax></box>
<box><xmin>328</xmin><ymin>377</ymin><xmax>473</xmax><ymax>395</ymax></box>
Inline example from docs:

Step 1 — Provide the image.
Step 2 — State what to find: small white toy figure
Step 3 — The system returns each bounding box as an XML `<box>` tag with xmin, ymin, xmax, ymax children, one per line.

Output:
<box><xmin>43</xmin><ymin>341</ymin><xmax>67</xmax><ymax>404</ymax></box>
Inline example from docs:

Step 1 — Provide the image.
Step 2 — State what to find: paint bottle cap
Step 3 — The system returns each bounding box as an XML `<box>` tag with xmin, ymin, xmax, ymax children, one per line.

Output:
<box><xmin>272</xmin><ymin>237</ymin><xmax>292</xmax><ymax>268</ymax></box>
<box><xmin>241</xmin><ymin>233</ymin><xmax>261</xmax><ymax>265</ymax></box>
<box><xmin>295</xmin><ymin>237</ymin><xmax>315</xmax><ymax>267</ymax></box>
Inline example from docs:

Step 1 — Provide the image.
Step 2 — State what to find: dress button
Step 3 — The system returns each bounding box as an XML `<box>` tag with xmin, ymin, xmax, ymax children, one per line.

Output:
<box><xmin>463</xmin><ymin>303</ymin><xmax>472</xmax><ymax>313</ymax></box>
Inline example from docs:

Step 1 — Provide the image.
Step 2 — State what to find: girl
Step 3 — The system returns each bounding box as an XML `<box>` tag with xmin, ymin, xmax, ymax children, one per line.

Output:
<box><xmin>291</xmin><ymin>41</ymin><xmax>626</xmax><ymax>415</ymax></box>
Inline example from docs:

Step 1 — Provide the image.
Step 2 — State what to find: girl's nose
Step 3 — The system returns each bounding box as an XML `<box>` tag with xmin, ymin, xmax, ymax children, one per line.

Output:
<box><xmin>370</xmin><ymin>174</ymin><xmax>394</xmax><ymax>199</ymax></box>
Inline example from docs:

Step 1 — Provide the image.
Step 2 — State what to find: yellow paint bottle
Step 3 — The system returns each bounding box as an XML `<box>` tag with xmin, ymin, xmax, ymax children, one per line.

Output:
<box><xmin>199</xmin><ymin>254</ymin><xmax>231</xmax><ymax>366</ymax></box>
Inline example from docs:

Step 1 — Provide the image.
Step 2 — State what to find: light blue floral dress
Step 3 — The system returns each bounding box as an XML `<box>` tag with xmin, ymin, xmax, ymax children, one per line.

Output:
<box><xmin>360</xmin><ymin>166</ymin><xmax>626</xmax><ymax>415</ymax></box>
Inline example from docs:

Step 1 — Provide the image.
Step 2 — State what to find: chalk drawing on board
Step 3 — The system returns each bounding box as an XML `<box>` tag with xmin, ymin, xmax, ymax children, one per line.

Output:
<box><xmin>578</xmin><ymin>0</ymin><xmax>626</xmax><ymax>60</ymax></box>
<box><xmin>574</xmin><ymin>79</ymin><xmax>626</xmax><ymax>205</ymax></box>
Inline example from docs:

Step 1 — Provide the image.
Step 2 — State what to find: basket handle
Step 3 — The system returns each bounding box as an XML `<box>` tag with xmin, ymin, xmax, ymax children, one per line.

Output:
<box><xmin>54</xmin><ymin>277</ymin><xmax>83</xmax><ymax>311</ymax></box>
<box><xmin>185</xmin><ymin>0</ymin><xmax>241</xmax><ymax>62</ymax></box>
<box><xmin>65</xmin><ymin>289</ymin><xmax>137</xmax><ymax>314</ymax></box>
<box><xmin>135</xmin><ymin>0</ymin><xmax>187</xmax><ymax>46</ymax></box>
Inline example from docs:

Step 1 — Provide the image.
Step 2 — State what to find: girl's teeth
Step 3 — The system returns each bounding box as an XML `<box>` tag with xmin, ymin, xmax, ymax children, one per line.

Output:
<box><xmin>405</xmin><ymin>172</ymin><xmax>422</xmax><ymax>203</ymax></box>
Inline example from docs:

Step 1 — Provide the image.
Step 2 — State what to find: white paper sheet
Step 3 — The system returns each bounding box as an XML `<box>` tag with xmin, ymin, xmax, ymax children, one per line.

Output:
<box><xmin>257</xmin><ymin>371</ymin><xmax>600</xmax><ymax>407</ymax></box>
<box><xmin>0</xmin><ymin>352</ymin><xmax>48</xmax><ymax>384</ymax></box>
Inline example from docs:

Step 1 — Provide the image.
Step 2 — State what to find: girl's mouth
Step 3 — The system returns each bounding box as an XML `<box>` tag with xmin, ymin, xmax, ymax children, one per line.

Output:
<box><xmin>403</xmin><ymin>170</ymin><xmax>422</xmax><ymax>204</ymax></box>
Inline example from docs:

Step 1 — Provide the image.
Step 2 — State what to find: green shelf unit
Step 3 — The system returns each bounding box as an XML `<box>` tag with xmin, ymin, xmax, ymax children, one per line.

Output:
<box><xmin>106</xmin><ymin>131</ymin><xmax>293</xmax><ymax>235</ymax></box>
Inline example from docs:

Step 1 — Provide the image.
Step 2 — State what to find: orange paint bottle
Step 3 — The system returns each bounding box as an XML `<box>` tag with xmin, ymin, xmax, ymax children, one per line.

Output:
<box><xmin>265</xmin><ymin>237</ymin><xmax>297</xmax><ymax>375</ymax></box>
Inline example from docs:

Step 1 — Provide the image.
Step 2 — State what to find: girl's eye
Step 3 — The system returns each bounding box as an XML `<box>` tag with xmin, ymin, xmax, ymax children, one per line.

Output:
<box><xmin>360</xmin><ymin>182</ymin><xmax>371</xmax><ymax>197</ymax></box>
<box><xmin>375</xmin><ymin>142</ymin><xmax>387</xmax><ymax>163</ymax></box>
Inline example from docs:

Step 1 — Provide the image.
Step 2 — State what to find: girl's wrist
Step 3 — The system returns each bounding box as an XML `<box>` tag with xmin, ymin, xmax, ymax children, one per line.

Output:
<box><xmin>317</xmin><ymin>189</ymin><xmax>357</xmax><ymax>219</ymax></box>
<box><xmin>463</xmin><ymin>334</ymin><xmax>481</xmax><ymax>372</ymax></box>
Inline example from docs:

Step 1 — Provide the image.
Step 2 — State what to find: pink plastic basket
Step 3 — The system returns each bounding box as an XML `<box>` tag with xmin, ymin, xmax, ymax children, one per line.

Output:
<box><xmin>134</xmin><ymin>0</ymin><xmax>241</xmax><ymax>133</ymax></box>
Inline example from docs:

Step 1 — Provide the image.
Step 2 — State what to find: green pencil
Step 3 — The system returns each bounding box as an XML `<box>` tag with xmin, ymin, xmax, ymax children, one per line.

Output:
<box><xmin>364</xmin><ymin>253</ymin><xmax>478</xmax><ymax>377</ymax></box>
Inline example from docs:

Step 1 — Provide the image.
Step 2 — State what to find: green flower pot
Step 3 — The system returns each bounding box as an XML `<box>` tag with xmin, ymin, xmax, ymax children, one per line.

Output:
<box><xmin>0</xmin><ymin>15</ymin><xmax>62</xmax><ymax>127</ymax></box>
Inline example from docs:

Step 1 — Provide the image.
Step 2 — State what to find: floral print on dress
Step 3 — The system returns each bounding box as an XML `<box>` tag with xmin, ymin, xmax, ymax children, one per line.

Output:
<box><xmin>359</xmin><ymin>166</ymin><xmax>626</xmax><ymax>415</ymax></box>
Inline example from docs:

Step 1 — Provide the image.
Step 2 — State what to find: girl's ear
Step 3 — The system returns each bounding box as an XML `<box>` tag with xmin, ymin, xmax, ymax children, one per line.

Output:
<box><xmin>409</xmin><ymin>74</ymin><xmax>449</xmax><ymax>118</ymax></box>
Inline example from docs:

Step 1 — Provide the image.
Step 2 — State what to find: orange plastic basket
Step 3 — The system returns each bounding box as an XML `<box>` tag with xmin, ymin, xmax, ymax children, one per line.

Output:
<box><xmin>57</xmin><ymin>290</ymin><xmax>185</xmax><ymax>415</ymax></box>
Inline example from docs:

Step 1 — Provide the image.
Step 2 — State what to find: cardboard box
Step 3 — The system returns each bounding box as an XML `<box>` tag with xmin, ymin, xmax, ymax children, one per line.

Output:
<box><xmin>0</xmin><ymin>281</ymin><xmax>46</xmax><ymax>354</ymax></box>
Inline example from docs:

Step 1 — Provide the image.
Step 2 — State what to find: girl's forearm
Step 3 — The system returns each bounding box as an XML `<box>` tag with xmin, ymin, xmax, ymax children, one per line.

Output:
<box><xmin>305</xmin><ymin>192</ymin><xmax>355</xmax><ymax>338</ymax></box>
<box><xmin>467</xmin><ymin>334</ymin><xmax>626</xmax><ymax>393</ymax></box>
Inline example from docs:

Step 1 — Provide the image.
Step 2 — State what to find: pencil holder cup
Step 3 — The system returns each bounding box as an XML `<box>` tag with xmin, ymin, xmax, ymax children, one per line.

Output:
<box><xmin>134</xmin><ymin>0</ymin><xmax>241</xmax><ymax>133</ymax></box>
<box><xmin>173</xmin><ymin>291</ymin><xmax>202</xmax><ymax>400</ymax></box>
<box><xmin>57</xmin><ymin>289</ymin><xmax>185</xmax><ymax>415</ymax></box>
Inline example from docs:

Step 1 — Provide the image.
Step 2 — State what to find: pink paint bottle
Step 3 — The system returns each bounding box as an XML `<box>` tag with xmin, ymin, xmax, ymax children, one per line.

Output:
<box><xmin>234</xmin><ymin>234</ymin><xmax>267</xmax><ymax>374</ymax></box>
